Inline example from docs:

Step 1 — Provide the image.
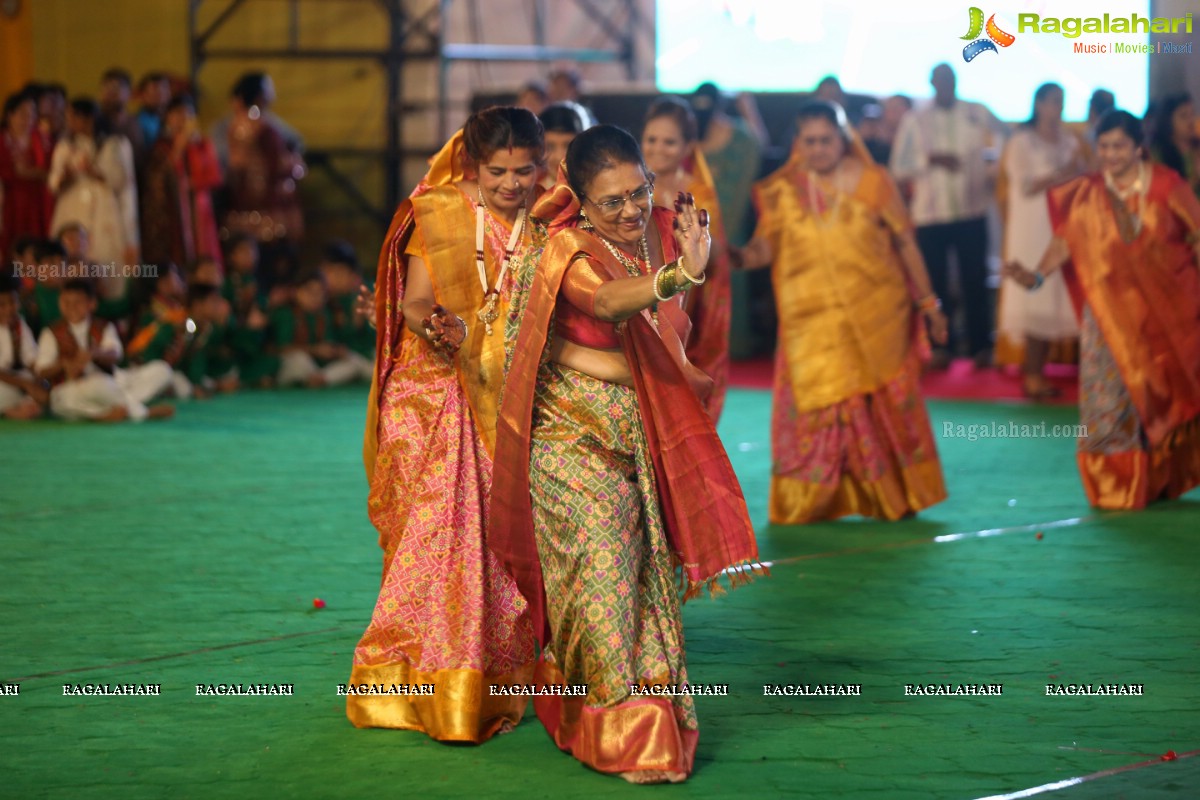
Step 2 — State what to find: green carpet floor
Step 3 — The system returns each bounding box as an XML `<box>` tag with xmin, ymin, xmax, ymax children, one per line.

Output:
<box><xmin>2</xmin><ymin>387</ymin><xmax>1197</xmax><ymax>800</ymax></box>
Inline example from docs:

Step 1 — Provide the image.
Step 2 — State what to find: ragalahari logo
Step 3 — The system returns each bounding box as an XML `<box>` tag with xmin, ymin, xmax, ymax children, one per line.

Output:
<box><xmin>961</xmin><ymin>7</ymin><xmax>1016</xmax><ymax>61</ymax></box>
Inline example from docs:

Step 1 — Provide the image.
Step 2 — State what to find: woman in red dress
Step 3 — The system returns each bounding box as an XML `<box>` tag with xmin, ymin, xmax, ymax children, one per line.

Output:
<box><xmin>0</xmin><ymin>91</ymin><xmax>52</xmax><ymax>265</ymax></box>
<box><xmin>141</xmin><ymin>96</ymin><xmax>224</xmax><ymax>272</ymax></box>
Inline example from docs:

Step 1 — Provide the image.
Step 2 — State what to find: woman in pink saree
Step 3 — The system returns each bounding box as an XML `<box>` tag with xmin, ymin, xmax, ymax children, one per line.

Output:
<box><xmin>348</xmin><ymin>107</ymin><xmax>544</xmax><ymax>742</ymax></box>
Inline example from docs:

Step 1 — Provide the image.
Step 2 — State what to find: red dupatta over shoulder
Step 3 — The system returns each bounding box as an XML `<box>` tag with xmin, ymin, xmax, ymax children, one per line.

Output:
<box><xmin>1048</xmin><ymin>165</ymin><xmax>1200</xmax><ymax>447</ymax></box>
<box><xmin>489</xmin><ymin>203</ymin><xmax>764</xmax><ymax>645</ymax></box>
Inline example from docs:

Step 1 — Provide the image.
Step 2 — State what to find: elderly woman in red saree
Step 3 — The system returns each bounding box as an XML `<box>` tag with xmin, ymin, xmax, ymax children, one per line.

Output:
<box><xmin>642</xmin><ymin>96</ymin><xmax>732</xmax><ymax>422</ymax></box>
<box><xmin>349</xmin><ymin>107</ymin><xmax>544</xmax><ymax>743</ymax></box>
<box><xmin>489</xmin><ymin>125</ymin><xmax>762</xmax><ymax>784</ymax></box>
<box><xmin>1005</xmin><ymin>110</ymin><xmax>1200</xmax><ymax>509</ymax></box>
<box><xmin>734</xmin><ymin>101</ymin><xmax>949</xmax><ymax>524</ymax></box>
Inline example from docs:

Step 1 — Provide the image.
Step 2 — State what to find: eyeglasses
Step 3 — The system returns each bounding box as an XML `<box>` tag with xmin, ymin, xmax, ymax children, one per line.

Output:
<box><xmin>585</xmin><ymin>183</ymin><xmax>654</xmax><ymax>216</ymax></box>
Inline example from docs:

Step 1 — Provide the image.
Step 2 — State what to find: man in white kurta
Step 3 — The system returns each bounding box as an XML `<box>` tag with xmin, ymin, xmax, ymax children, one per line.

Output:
<box><xmin>891</xmin><ymin>63</ymin><xmax>1008</xmax><ymax>366</ymax></box>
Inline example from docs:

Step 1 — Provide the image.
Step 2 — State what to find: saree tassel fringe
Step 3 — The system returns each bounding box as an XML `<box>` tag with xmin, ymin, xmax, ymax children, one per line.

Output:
<box><xmin>680</xmin><ymin>560</ymin><xmax>770</xmax><ymax>602</ymax></box>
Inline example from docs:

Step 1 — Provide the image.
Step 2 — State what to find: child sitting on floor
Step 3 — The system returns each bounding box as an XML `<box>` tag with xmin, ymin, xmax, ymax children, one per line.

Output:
<box><xmin>126</xmin><ymin>283</ymin><xmax>232</xmax><ymax>399</ymax></box>
<box><xmin>187</xmin><ymin>257</ymin><xmax>238</xmax><ymax>391</ymax></box>
<box><xmin>34</xmin><ymin>279</ymin><xmax>174</xmax><ymax>421</ymax></box>
<box><xmin>271</xmin><ymin>271</ymin><xmax>366</xmax><ymax>388</ymax></box>
<box><xmin>222</xmin><ymin>233</ymin><xmax>275</xmax><ymax>387</ymax></box>
<box><xmin>0</xmin><ymin>275</ymin><xmax>48</xmax><ymax>419</ymax></box>
<box><xmin>136</xmin><ymin>261</ymin><xmax>186</xmax><ymax>330</ymax></box>
<box><xmin>318</xmin><ymin>241</ymin><xmax>374</xmax><ymax>382</ymax></box>
<box><xmin>223</xmin><ymin>233</ymin><xmax>261</xmax><ymax>319</ymax></box>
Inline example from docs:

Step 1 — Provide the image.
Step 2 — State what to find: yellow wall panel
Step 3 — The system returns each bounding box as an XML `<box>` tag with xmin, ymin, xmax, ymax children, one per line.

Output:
<box><xmin>197</xmin><ymin>59</ymin><xmax>385</xmax><ymax>148</ymax></box>
<box><xmin>192</xmin><ymin>0</ymin><xmax>387</xmax><ymax>149</ymax></box>
<box><xmin>29</xmin><ymin>0</ymin><xmax>386</xmax><ymax>149</ymax></box>
<box><xmin>32</xmin><ymin>1</ymin><xmax>189</xmax><ymax>94</ymax></box>
<box><xmin>0</xmin><ymin>0</ymin><xmax>35</xmax><ymax>100</ymax></box>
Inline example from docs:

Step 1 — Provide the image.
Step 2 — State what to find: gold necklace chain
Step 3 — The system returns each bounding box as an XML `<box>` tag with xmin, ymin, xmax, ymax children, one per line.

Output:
<box><xmin>595</xmin><ymin>233</ymin><xmax>649</xmax><ymax>278</ymax></box>
<box><xmin>593</xmin><ymin>232</ymin><xmax>657</xmax><ymax>326</ymax></box>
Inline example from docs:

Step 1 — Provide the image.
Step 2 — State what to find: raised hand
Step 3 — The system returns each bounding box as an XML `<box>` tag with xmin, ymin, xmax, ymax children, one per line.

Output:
<box><xmin>671</xmin><ymin>191</ymin><xmax>711</xmax><ymax>279</ymax></box>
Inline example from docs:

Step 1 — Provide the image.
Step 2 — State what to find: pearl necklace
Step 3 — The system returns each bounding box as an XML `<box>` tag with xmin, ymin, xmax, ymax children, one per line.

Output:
<box><xmin>475</xmin><ymin>187</ymin><xmax>526</xmax><ymax>335</ymax></box>
<box><xmin>1104</xmin><ymin>161</ymin><xmax>1146</xmax><ymax>200</ymax></box>
<box><xmin>594</xmin><ymin>232</ymin><xmax>657</xmax><ymax>326</ymax></box>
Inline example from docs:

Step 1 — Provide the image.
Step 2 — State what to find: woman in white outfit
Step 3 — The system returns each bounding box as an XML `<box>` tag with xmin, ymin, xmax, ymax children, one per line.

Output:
<box><xmin>997</xmin><ymin>83</ymin><xmax>1087</xmax><ymax>399</ymax></box>
<box><xmin>48</xmin><ymin>97</ymin><xmax>139</xmax><ymax>302</ymax></box>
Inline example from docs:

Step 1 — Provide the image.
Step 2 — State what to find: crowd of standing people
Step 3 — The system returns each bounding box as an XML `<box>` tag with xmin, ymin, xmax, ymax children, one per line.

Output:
<box><xmin>1</xmin><ymin>69</ymin><xmax>377</xmax><ymax>423</ymax></box>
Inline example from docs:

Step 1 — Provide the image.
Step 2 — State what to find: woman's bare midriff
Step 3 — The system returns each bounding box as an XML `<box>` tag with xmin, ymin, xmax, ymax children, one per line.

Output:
<box><xmin>549</xmin><ymin>336</ymin><xmax>633</xmax><ymax>387</ymax></box>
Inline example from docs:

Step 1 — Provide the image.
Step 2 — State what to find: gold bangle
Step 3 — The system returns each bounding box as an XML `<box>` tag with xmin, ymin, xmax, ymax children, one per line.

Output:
<box><xmin>663</xmin><ymin>259</ymin><xmax>692</xmax><ymax>290</ymax></box>
<box><xmin>654</xmin><ymin>264</ymin><xmax>677</xmax><ymax>302</ymax></box>
<box><xmin>667</xmin><ymin>265</ymin><xmax>682</xmax><ymax>295</ymax></box>
<box><xmin>667</xmin><ymin>261</ymin><xmax>688</xmax><ymax>290</ymax></box>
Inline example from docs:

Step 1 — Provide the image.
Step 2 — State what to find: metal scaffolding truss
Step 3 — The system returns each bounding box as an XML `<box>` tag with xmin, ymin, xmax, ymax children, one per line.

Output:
<box><xmin>188</xmin><ymin>0</ymin><xmax>639</xmax><ymax>228</ymax></box>
<box><xmin>434</xmin><ymin>0</ymin><xmax>641</xmax><ymax>137</ymax></box>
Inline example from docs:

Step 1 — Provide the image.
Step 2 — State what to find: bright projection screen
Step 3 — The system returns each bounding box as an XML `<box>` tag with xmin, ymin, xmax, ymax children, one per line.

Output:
<box><xmin>656</xmin><ymin>0</ymin><xmax>1154</xmax><ymax>122</ymax></box>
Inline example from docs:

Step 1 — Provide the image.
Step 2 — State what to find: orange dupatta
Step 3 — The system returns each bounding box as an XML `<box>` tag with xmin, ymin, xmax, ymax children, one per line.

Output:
<box><xmin>363</xmin><ymin>130</ymin><xmax>520</xmax><ymax>474</ymax></box>
<box><xmin>489</xmin><ymin>200</ymin><xmax>763</xmax><ymax>645</ymax></box>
